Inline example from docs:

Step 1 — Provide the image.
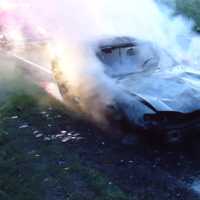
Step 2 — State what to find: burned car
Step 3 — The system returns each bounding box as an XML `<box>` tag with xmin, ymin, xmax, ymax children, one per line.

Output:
<box><xmin>52</xmin><ymin>36</ymin><xmax>200</xmax><ymax>144</ymax></box>
<box><xmin>1</xmin><ymin>7</ymin><xmax>199</xmax><ymax>144</ymax></box>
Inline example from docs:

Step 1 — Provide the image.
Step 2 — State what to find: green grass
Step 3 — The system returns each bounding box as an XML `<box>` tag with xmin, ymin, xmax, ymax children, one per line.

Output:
<box><xmin>0</xmin><ymin>91</ymin><xmax>132</xmax><ymax>200</ymax></box>
<box><xmin>0</xmin><ymin>92</ymin><xmax>47</xmax><ymax>200</ymax></box>
<box><xmin>175</xmin><ymin>0</ymin><xmax>200</xmax><ymax>31</ymax></box>
<box><xmin>0</xmin><ymin>129</ymin><xmax>45</xmax><ymax>200</ymax></box>
<box><xmin>64</xmin><ymin>164</ymin><xmax>130</xmax><ymax>200</ymax></box>
<box><xmin>160</xmin><ymin>0</ymin><xmax>200</xmax><ymax>32</ymax></box>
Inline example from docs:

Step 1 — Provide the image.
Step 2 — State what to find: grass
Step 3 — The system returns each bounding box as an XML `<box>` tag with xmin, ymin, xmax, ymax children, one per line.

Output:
<box><xmin>0</xmin><ymin>92</ymin><xmax>47</xmax><ymax>200</ymax></box>
<box><xmin>0</xmin><ymin>89</ymin><xmax>131</xmax><ymax>200</ymax></box>
<box><xmin>0</xmin><ymin>129</ymin><xmax>45</xmax><ymax>200</ymax></box>
<box><xmin>64</xmin><ymin>164</ymin><xmax>130</xmax><ymax>200</ymax></box>
<box><xmin>160</xmin><ymin>0</ymin><xmax>200</xmax><ymax>32</ymax></box>
<box><xmin>175</xmin><ymin>0</ymin><xmax>200</xmax><ymax>31</ymax></box>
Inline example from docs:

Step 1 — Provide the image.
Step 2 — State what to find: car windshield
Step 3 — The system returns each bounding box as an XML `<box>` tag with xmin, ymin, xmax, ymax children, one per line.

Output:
<box><xmin>96</xmin><ymin>37</ymin><xmax>176</xmax><ymax>77</ymax></box>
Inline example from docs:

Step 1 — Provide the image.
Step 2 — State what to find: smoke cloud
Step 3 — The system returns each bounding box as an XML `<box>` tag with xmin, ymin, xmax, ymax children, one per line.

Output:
<box><xmin>2</xmin><ymin>0</ymin><xmax>200</xmax><ymax>125</ymax></box>
<box><xmin>14</xmin><ymin>0</ymin><xmax>199</xmax><ymax>60</ymax></box>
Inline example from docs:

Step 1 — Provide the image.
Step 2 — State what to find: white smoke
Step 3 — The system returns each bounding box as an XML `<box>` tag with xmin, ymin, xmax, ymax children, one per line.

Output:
<box><xmin>14</xmin><ymin>0</ymin><xmax>199</xmax><ymax>60</ymax></box>
<box><xmin>4</xmin><ymin>0</ymin><xmax>200</xmax><ymax>124</ymax></box>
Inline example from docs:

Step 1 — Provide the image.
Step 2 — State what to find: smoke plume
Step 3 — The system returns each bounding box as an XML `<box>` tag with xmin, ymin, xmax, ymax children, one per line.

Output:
<box><xmin>2</xmin><ymin>0</ymin><xmax>200</xmax><ymax>124</ymax></box>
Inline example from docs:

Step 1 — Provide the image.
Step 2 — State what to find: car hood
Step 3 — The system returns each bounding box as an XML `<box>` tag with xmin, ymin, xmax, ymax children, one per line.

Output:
<box><xmin>118</xmin><ymin>64</ymin><xmax>200</xmax><ymax>114</ymax></box>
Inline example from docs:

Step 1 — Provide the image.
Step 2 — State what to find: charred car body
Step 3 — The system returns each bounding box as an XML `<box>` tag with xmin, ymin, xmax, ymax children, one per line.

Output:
<box><xmin>53</xmin><ymin>36</ymin><xmax>200</xmax><ymax>144</ymax></box>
